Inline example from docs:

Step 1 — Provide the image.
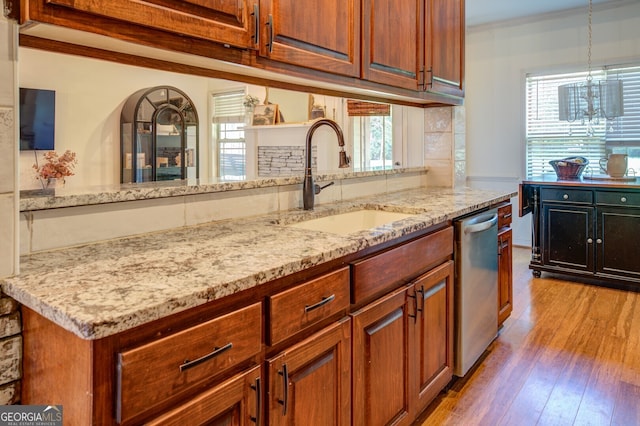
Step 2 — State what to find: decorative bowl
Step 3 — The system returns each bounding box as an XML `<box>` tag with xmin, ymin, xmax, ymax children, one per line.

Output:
<box><xmin>549</xmin><ymin>156</ymin><xmax>589</xmax><ymax>180</ymax></box>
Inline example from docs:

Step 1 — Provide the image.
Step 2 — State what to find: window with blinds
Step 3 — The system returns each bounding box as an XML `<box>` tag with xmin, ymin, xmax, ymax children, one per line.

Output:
<box><xmin>525</xmin><ymin>64</ymin><xmax>640</xmax><ymax>177</ymax></box>
<box><xmin>604</xmin><ymin>65</ymin><xmax>640</xmax><ymax>146</ymax></box>
<box><xmin>212</xmin><ymin>91</ymin><xmax>246</xmax><ymax>180</ymax></box>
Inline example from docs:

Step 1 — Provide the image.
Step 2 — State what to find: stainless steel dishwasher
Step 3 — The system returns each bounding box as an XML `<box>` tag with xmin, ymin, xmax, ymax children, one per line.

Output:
<box><xmin>453</xmin><ymin>208</ymin><xmax>499</xmax><ymax>377</ymax></box>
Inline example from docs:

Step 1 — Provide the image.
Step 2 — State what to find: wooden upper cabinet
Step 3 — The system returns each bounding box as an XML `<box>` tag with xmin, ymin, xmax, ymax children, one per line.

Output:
<box><xmin>258</xmin><ymin>0</ymin><xmax>361</xmax><ymax>77</ymax></box>
<box><xmin>362</xmin><ymin>0</ymin><xmax>423</xmax><ymax>90</ymax></box>
<box><xmin>424</xmin><ymin>0</ymin><xmax>465</xmax><ymax>97</ymax></box>
<box><xmin>44</xmin><ymin>0</ymin><xmax>258</xmax><ymax>49</ymax></box>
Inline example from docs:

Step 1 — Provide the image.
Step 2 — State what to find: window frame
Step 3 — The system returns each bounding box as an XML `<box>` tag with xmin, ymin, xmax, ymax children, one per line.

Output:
<box><xmin>524</xmin><ymin>64</ymin><xmax>640</xmax><ymax>178</ymax></box>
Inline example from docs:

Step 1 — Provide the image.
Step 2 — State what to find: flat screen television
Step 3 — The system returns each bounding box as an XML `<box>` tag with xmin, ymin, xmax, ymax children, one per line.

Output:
<box><xmin>20</xmin><ymin>87</ymin><xmax>56</xmax><ymax>150</ymax></box>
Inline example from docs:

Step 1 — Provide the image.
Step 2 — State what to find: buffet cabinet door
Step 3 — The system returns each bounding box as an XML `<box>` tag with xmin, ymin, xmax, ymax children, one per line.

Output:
<box><xmin>596</xmin><ymin>206</ymin><xmax>640</xmax><ymax>279</ymax></box>
<box><xmin>542</xmin><ymin>204</ymin><xmax>595</xmax><ymax>272</ymax></box>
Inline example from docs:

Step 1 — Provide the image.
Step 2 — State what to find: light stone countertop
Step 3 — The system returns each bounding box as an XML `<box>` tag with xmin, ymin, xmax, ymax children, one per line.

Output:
<box><xmin>19</xmin><ymin>167</ymin><xmax>426</xmax><ymax>211</ymax></box>
<box><xmin>2</xmin><ymin>187</ymin><xmax>516</xmax><ymax>340</ymax></box>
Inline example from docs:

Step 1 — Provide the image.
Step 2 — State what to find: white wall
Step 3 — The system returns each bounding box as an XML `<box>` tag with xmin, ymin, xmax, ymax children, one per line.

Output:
<box><xmin>465</xmin><ymin>1</ymin><xmax>640</xmax><ymax>245</ymax></box>
<box><xmin>18</xmin><ymin>48</ymin><xmax>215</xmax><ymax>190</ymax></box>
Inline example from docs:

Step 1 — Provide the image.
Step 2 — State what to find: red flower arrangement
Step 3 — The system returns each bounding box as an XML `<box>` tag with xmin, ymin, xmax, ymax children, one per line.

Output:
<box><xmin>33</xmin><ymin>150</ymin><xmax>78</xmax><ymax>181</ymax></box>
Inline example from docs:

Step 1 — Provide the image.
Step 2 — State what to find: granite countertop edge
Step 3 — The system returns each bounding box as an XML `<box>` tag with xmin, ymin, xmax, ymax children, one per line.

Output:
<box><xmin>3</xmin><ymin>187</ymin><xmax>516</xmax><ymax>340</ymax></box>
<box><xmin>20</xmin><ymin>167</ymin><xmax>428</xmax><ymax>211</ymax></box>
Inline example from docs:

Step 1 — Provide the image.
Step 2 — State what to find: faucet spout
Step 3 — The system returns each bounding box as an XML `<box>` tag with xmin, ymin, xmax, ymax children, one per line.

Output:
<box><xmin>303</xmin><ymin>119</ymin><xmax>350</xmax><ymax>210</ymax></box>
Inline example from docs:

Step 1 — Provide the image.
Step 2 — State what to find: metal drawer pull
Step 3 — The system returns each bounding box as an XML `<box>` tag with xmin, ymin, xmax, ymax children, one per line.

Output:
<box><xmin>304</xmin><ymin>294</ymin><xmax>335</xmax><ymax>313</ymax></box>
<box><xmin>250</xmin><ymin>377</ymin><xmax>261</xmax><ymax>425</ymax></box>
<box><xmin>597</xmin><ymin>238</ymin><xmax>603</xmax><ymax>244</ymax></box>
<box><xmin>621</xmin><ymin>197</ymin><xmax>627</xmax><ymax>203</ymax></box>
<box><xmin>278</xmin><ymin>364</ymin><xmax>289</xmax><ymax>416</ymax></box>
<box><xmin>179</xmin><ymin>342</ymin><xmax>233</xmax><ymax>372</ymax></box>
<box><xmin>587</xmin><ymin>238</ymin><xmax>593</xmax><ymax>244</ymax></box>
<box><xmin>503</xmin><ymin>213</ymin><xmax>512</xmax><ymax>219</ymax></box>
<box><xmin>563</xmin><ymin>194</ymin><xmax>569</xmax><ymax>200</ymax></box>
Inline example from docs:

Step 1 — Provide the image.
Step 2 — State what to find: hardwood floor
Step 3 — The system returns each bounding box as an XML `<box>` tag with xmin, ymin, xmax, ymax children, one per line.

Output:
<box><xmin>419</xmin><ymin>246</ymin><xmax>640</xmax><ymax>426</ymax></box>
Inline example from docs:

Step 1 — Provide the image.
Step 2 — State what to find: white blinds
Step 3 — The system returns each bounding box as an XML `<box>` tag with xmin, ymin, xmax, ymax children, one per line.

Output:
<box><xmin>605</xmin><ymin>65</ymin><xmax>640</xmax><ymax>145</ymax></box>
<box><xmin>212</xmin><ymin>91</ymin><xmax>245</xmax><ymax>124</ymax></box>
<box><xmin>526</xmin><ymin>137</ymin><xmax>606</xmax><ymax>177</ymax></box>
<box><xmin>525</xmin><ymin>71</ymin><xmax>606</xmax><ymax>177</ymax></box>
<box><xmin>526</xmin><ymin>71</ymin><xmax>606</xmax><ymax>138</ymax></box>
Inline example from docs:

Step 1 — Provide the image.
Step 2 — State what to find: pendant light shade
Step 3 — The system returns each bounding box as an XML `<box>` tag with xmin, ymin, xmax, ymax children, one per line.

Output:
<box><xmin>558</xmin><ymin>0</ymin><xmax>624</xmax><ymax>124</ymax></box>
<box><xmin>558</xmin><ymin>79</ymin><xmax>624</xmax><ymax>122</ymax></box>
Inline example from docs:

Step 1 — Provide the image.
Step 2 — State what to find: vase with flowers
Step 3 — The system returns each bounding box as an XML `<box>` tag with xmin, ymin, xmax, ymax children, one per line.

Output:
<box><xmin>243</xmin><ymin>94</ymin><xmax>260</xmax><ymax>126</ymax></box>
<box><xmin>33</xmin><ymin>150</ymin><xmax>78</xmax><ymax>189</ymax></box>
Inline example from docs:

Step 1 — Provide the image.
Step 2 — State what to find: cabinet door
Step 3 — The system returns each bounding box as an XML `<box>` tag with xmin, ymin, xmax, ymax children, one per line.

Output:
<box><xmin>267</xmin><ymin>318</ymin><xmax>351</xmax><ymax>426</ymax></box>
<box><xmin>146</xmin><ymin>365</ymin><xmax>262</xmax><ymax>426</ymax></box>
<box><xmin>259</xmin><ymin>0</ymin><xmax>360</xmax><ymax>77</ymax></box>
<box><xmin>362</xmin><ymin>0</ymin><xmax>423</xmax><ymax>90</ymax></box>
<box><xmin>45</xmin><ymin>0</ymin><xmax>257</xmax><ymax>49</ymax></box>
<box><xmin>408</xmin><ymin>261</ymin><xmax>454</xmax><ymax>417</ymax></box>
<box><xmin>542</xmin><ymin>204</ymin><xmax>594</xmax><ymax>272</ymax></box>
<box><xmin>498</xmin><ymin>228</ymin><xmax>513</xmax><ymax>325</ymax></box>
<box><xmin>424</xmin><ymin>0</ymin><xmax>464</xmax><ymax>97</ymax></box>
<box><xmin>352</xmin><ymin>286</ymin><xmax>412</xmax><ymax>426</ymax></box>
<box><xmin>597</xmin><ymin>206</ymin><xmax>640</xmax><ymax>278</ymax></box>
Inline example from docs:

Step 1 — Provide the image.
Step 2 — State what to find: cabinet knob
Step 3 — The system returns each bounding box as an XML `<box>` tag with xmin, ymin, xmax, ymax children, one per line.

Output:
<box><xmin>587</xmin><ymin>238</ymin><xmax>593</xmax><ymax>244</ymax></box>
<box><xmin>597</xmin><ymin>238</ymin><xmax>603</xmax><ymax>244</ymax></box>
<box><xmin>563</xmin><ymin>194</ymin><xmax>569</xmax><ymax>200</ymax></box>
<box><xmin>621</xmin><ymin>197</ymin><xmax>627</xmax><ymax>203</ymax></box>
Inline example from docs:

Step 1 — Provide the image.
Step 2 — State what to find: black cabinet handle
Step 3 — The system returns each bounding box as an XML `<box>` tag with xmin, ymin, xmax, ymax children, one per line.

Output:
<box><xmin>277</xmin><ymin>364</ymin><xmax>289</xmax><ymax>416</ymax></box>
<box><xmin>251</xmin><ymin>4</ymin><xmax>260</xmax><ymax>47</ymax></box>
<box><xmin>407</xmin><ymin>293</ymin><xmax>417</xmax><ymax>322</ymax></box>
<box><xmin>416</xmin><ymin>286</ymin><xmax>425</xmax><ymax>313</ymax></box>
<box><xmin>266</xmin><ymin>14</ymin><xmax>274</xmax><ymax>54</ymax></box>
<box><xmin>179</xmin><ymin>342</ymin><xmax>233</xmax><ymax>372</ymax></box>
<box><xmin>304</xmin><ymin>294</ymin><xmax>335</xmax><ymax>313</ymax></box>
<box><xmin>250</xmin><ymin>377</ymin><xmax>261</xmax><ymax>425</ymax></box>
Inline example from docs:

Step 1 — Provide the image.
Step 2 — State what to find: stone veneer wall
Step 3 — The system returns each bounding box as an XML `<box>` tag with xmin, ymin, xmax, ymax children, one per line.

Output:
<box><xmin>258</xmin><ymin>146</ymin><xmax>316</xmax><ymax>177</ymax></box>
<box><xmin>0</xmin><ymin>295</ymin><xmax>21</xmax><ymax>404</ymax></box>
<box><xmin>0</xmin><ymin>11</ymin><xmax>20</xmax><ymax>406</ymax></box>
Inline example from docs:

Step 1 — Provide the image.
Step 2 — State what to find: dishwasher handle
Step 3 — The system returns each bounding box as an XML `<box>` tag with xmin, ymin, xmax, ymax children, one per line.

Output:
<box><xmin>464</xmin><ymin>213</ymin><xmax>498</xmax><ymax>234</ymax></box>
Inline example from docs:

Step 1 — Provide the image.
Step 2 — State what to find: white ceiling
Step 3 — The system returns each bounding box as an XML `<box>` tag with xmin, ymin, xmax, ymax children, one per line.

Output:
<box><xmin>466</xmin><ymin>0</ymin><xmax>620</xmax><ymax>27</ymax></box>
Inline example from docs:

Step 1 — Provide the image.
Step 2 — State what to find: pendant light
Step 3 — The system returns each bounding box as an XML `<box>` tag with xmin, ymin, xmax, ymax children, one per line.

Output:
<box><xmin>558</xmin><ymin>0</ymin><xmax>624</xmax><ymax>126</ymax></box>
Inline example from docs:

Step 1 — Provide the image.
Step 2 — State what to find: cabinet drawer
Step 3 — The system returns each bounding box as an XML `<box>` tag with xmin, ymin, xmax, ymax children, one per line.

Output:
<box><xmin>540</xmin><ymin>188</ymin><xmax>593</xmax><ymax>204</ymax></box>
<box><xmin>351</xmin><ymin>226</ymin><xmax>453</xmax><ymax>304</ymax></box>
<box><xmin>116</xmin><ymin>302</ymin><xmax>262</xmax><ymax>424</ymax></box>
<box><xmin>497</xmin><ymin>203</ymin><xmax>512</xmax><ymax>228</ymax></box>
<box><xmin>268</xmin><ymin>267</ymin><xmax>350</xmax><ymax>346</ymax></box>
<box><xmin>595</xmin><ymin>191</ymin><xmax>640</xmax><ymax>207</ymax></box>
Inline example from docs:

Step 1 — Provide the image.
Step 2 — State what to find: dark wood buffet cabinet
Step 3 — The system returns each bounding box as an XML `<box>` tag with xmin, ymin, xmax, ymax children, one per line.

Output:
<box><xmin>519</xmin><ymin>178</ymin><xmax>640</xmax><ymax>288</ymax></box>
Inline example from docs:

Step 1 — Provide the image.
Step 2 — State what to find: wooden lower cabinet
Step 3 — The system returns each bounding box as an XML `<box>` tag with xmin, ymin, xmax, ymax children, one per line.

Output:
<box><xmin>497</xmin><ymin>227</ymin><xmax>513</xmax><ymax>325</ymax></box>
<box><xmin>352</xmin><ymin>286</ymin><xmax>412</xmax><ymax>426</ymax></box>
<box><xmin>267</xmin><ymin>318</ymin><xmax>351</xmax><ymax>426</ymax></box>
<box><xmin>409</xmin><ymin>260</ymin><xmax>454</xmax><ymax>417</ymax></box>
<box><xmin>351</xmin><ymin>260</ymin><xmax>454</xmax><ymax>426</ymax></box>
<box><xmin>146</xmin><ymin>365</ymin><xmax>262</xmax><ymax>426</ymax></box>
<box><xmin>20</xmin><ymin>226</ymin><xmax>457</xmax><ymax>425</ymax></box>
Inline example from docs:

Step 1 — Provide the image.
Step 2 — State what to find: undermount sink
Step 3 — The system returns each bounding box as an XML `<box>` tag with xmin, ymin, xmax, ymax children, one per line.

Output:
<box><xmin>287</xmin><ymin>209</ymin><xmax>416</xmax><ymax>236</ymax></box>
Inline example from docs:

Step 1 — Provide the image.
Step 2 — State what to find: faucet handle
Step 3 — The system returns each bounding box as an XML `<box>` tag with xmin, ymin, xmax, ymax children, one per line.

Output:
<box><xmin>315</xmin><ymin>181</ymin><xmax>335</xmax><ymax>195</ymax></box>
